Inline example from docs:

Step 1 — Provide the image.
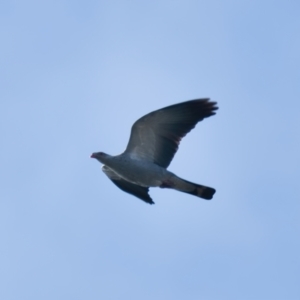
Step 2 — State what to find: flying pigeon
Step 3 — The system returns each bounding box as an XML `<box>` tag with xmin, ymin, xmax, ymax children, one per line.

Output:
<box><xmin>91</xmin><ymin>99</ymin><xmax>218</xmax><ymax>205</ymax></box>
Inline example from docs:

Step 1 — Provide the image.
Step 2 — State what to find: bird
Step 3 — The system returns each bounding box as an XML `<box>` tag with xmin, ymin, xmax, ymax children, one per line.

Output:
<box><xmin>91</xmin><ymin>98</ymin><xmax>218</xmax><ymax>205</ymax></box>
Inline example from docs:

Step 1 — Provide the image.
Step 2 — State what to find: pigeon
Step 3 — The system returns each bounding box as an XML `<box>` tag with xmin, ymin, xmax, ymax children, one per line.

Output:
<box><xmin>91</xmin><ymin>98</ymin><xmax>218</xmax><ymax>205</ymax></box>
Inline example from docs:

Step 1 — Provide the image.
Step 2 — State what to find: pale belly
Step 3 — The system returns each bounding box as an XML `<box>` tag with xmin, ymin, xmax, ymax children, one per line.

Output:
<box><xmin>106</xmin><ymin>158</ymin><xmax>172</xmax><ymax>187</ymax></box>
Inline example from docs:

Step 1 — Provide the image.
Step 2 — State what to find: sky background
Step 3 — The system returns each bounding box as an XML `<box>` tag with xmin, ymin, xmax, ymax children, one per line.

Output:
<box><xmin>1</xmin><ymin>1</ymin><xmax>300</xmax><ymax>299</ymax></box>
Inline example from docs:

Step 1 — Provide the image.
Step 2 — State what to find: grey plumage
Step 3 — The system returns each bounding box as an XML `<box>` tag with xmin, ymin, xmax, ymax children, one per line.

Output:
<box><xmin>91</xmin><ymin>98</ymin><xmax>218</xmax><ymax>205</ymax></box>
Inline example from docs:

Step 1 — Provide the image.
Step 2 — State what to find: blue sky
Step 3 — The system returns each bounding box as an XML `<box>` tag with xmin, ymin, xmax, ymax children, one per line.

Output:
<box><xmin>1</xmin><ymin>1</ymin><xmax>300</xmax><ymax>299</ymax></box>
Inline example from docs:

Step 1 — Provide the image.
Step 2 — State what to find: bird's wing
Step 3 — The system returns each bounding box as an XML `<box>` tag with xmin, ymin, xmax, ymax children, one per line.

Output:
<box><xmin>102</xmin><ymin>165</ymin><xmax>154</xmax><ymax>205</ymax></box>
<box><xmin>124</xmin><ymin>99</ymin><xmax>218</xmax><ymax>168</ymax></box>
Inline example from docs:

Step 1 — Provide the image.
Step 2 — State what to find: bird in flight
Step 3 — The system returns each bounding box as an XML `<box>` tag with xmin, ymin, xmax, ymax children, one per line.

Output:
<box><xmin>91</xmin><ymin>99</ymin><xmax>218</xmax><ymax>205</ymax></box>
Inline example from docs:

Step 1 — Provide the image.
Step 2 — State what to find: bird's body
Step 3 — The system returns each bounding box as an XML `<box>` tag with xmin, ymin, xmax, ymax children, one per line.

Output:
<box><xmin>99</xmin><ymin>153</ymin><xmax>169</xmax><ymax>187</ymax></box>
<box><xmin>91</xmin><ymin>99</ymin><xmax>218</xmax><ymax>205</ymax></box>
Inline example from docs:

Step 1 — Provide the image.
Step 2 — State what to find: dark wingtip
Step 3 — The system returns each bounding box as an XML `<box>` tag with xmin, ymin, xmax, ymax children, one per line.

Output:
<box><xmin>185</xmin><ymin>98</ymin><xmax>219</xmax><ymax>119</ymax></box>
<box><xmin>204</xmin><ymin>99</ymin><xmax>219</xmax><ymax>113</ymax></box>
<box><xmin>141</xmin><ymin>194</ymin><xmax>154</xmax><ymax>205</ymax></box>
<box><xmin>145</xmin><ymin>196</ymin><xmax>155</xmax><ymax>205</ymax></box>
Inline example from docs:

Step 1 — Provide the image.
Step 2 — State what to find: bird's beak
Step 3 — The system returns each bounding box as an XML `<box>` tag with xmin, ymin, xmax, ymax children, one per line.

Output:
<box><xmin>90</xmin><ymin>153</ymin><xmax>96</xmax><ymax>158</ymax></box>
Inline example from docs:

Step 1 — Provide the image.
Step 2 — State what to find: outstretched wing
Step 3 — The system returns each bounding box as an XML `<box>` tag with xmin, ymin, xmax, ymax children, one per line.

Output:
<box><xmin>124</xmin><ymin>99</ymin><xmax>218</xmax><ymax>168</ymax></box>
<box><xmin>102</xmin><ymin>165</ymin><xmax>154</xmax><ymax>205</ymax></box>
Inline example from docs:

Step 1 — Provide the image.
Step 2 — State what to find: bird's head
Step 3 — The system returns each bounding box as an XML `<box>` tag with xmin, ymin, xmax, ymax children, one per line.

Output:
<box><xmin>90</xmin><ymin>152</ymin><xmax>110</xmax><ymax>164</ymax></box>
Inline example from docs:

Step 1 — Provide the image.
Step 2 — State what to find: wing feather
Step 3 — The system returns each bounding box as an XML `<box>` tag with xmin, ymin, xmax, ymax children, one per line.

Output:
<box><xmin>102</xmin><ymin>165</ymin><xmax>154</xmax><ymax>204</ymax></box>
<box><xmin>124</xmin><ymin>99</ymin><xmax>218</xmax><ymax>168</ymax></box>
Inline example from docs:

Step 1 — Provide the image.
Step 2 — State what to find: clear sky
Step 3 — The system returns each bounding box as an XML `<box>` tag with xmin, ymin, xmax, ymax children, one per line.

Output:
<box><xmin>1</xmin><ymin>1</ymin><xmax>300</xmax><ymax>299</ymax></box>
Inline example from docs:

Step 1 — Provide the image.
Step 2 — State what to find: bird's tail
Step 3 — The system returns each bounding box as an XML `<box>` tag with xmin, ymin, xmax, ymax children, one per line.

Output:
<box><xmin>161</xmin><ymin>176</ymin><xmax>216</xmax><ymax>200</ymax></box>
